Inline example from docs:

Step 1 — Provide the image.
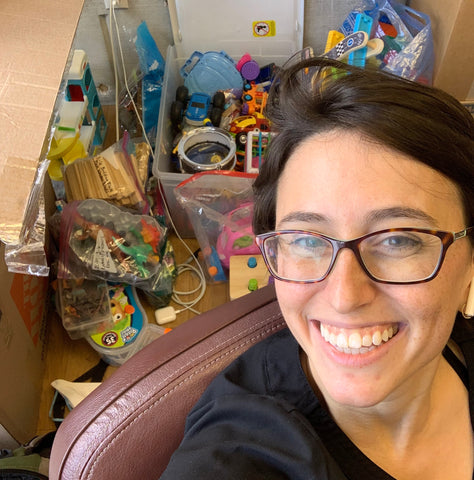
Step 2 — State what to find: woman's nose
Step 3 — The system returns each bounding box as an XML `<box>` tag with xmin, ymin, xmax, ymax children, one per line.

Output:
<box><xmin>323</xmin><ymin>248</ymin><xmax>377</xmax><ymax>314</ymax></box>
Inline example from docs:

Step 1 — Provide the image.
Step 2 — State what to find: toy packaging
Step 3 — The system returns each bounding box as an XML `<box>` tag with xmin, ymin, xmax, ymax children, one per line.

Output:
<box><xmin>57</xmin><ymin>277</ymin><xmax>112</xmax><ymax>340</ymax></box>
<box><xmin>58</xmin><ymin>280</ymin><xmax>169</xmax><ymax>365</ymax></box>
<box><xmin>58</xmin><ymin>199</ymin><xmax>167</xmax><ymax>288</ymax></box>
<box><xmin>174</xmin><ymin>172</ymin><xmax>259</xmax><ymax>283</ymax></box>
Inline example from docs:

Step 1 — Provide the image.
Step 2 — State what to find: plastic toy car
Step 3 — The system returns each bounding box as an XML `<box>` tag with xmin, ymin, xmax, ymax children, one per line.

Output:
<box><xmin>170</xmin><ymin>86</ymin><xmax>226</xmax><ymax>130</ymax></box>
<box><xmin>185</xmin><ymin>92</ymin><xmax>211</xmax><ymax>125</ymax></box>
<box><xmin>228</xmin><ymin>113</ymin><xmax>271</xmax><ymax>166</ymax></box>
<box><xmin>241</xmin><ymin>82</ymin><xmax>269</xmax><ymax>115</ymax></box>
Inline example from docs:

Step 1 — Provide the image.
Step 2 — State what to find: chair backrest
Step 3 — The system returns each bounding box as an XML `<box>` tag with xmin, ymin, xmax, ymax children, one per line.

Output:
<box><xmin>49</xmin><ymin>285</ymin><xmax>285</xmax><ymax>480</ymax></box>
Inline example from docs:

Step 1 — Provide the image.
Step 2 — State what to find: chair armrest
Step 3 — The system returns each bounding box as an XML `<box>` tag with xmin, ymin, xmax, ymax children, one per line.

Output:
<box><xmin>50</xmin><ymin>284</ymin><xmax>285</xmax><ymax>480</ymax></box>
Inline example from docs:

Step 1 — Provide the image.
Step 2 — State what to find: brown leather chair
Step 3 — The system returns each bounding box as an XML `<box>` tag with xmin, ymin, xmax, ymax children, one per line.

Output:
<box><xmin>49</xmin><ymin>284</ymin><xmax>285</xmax><ymax>480</ymax></box>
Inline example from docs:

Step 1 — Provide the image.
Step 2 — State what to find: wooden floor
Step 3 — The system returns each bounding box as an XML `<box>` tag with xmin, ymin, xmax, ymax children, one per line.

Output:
<box><xmin>35</xmin><ymin>105</ymin><xmax>230</xmax><ymax>436</ymax></box>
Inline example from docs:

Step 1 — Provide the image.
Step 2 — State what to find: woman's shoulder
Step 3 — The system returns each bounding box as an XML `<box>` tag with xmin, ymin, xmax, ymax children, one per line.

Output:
<box><xmin>188</xmin><ymin>326</ymin><xmax>321</xmax><ymax>416</ymax></box>
<box><xmin>201</xmin><ymin>327</ymin><xmax>299</xmax><ymax>399</ymax></box>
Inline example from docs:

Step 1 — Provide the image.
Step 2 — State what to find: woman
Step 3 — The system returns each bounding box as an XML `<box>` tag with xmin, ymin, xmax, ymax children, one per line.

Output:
<box><xmin>160</xmin><ymin>58</ymin><xmax>474</xmax><ymax>479</ymax></box>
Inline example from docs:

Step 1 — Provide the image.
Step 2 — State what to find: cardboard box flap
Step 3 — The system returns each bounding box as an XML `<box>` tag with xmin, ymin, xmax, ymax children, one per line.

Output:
<box><xmin>0</xmin><ymin>0</ymin><xmax>85</xmax><ymax>246</ymax></box>
<box><xmin>168</xmin><ymin>0</ymin><xmax>304</xmax><ymax>62</ymax></box>
<box><xmin>410</xmin><ymin>0</ymin><xmax>474</xmax><ymax>100</ymax></box>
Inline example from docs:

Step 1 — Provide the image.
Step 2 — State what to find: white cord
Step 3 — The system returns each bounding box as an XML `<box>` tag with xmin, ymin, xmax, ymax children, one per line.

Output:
<box><xmin>109</xmin><ymin>12</ymin><xmax>208</xmax><ymax>314</ymax></box>
<box><xmin>108</xmin><ymin>3</ymin><xmax>120</xmax><ymax>142</ymax></box>
<box><xmin>172</xmin><ymin>262</ymin><xmax>206</xmax><ymax>315</ymax></box>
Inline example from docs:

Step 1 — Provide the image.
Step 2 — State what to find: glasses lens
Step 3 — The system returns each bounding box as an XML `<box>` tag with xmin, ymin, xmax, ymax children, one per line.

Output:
<box><xmin>262</xmin><ymin>232</ymin><xmax>334</xmax><ymax>281</ymax></box>
<box><xmin>359</xmin><ymin>230</ymin><xmax>443</xmax><ymax>282</ymax></box>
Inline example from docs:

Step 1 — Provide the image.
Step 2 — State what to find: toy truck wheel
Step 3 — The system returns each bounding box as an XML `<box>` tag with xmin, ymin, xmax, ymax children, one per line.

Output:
<box><xmin>236</xmin><ymin>131</ymin><xmax>248</xmax><ymax>149</ymax></box>
<box><xmin>176</xmin><ymin>85</ymin><xmax>189</xmax><ymax>103</ymax></box>
<box><xmin>212</xmin><ymin>91</ymin><xmax>225</xmax><ymax>109</ymax></box>
<box><xmin>209</xmin><ymin>107</ymin><xmax>223</xmax><ymax>127</ymax></box>
<box><xmin>170</xmin><ymin>100</ymin><xmax>184</xmax><ymax>126</ymax></box>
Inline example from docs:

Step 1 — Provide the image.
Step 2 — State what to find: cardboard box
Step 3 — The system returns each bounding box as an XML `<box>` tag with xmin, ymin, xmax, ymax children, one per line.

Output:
<box><xmin>411</xmin><ymin>0</ymin><xmax>474</xmax><ymax>100</ymax></box>
<box><xmin>0</xmin><ymin>242</ymin><xmax>49</xmax><ymax>443</ymax></box>
<box><xmin>0</xmin><ymin>0</ymin><xmax>85</xmax><ymax>442</ymax></box>
<box><xmin>153</xmin><ymin>0</ymin><xmax>304</xmax><ymax>237</ymax></box>
<box><xmin>0</xmin><ymin>0</ymin><xmax>85</xmax><ymax>247</ymax></box>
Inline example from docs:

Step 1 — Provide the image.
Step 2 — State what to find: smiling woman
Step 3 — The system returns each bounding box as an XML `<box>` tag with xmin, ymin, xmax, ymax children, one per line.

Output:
<box><xmin>159</xmin><ymin>57</ymin><xmax>474</xmax><ymax>480</ymax></box>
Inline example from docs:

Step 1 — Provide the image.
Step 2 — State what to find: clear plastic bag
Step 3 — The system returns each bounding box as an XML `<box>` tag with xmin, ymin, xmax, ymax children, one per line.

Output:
<box><xmin>380</xmin><ymin>2</ymin><xmax>434</xmax><ymax>84</ymax></box>
<box><xmin>62</xmin><ymin>134</ymin><xmax>149</xmax><ymax>213</ymax></box>
<box><xmin>338</xmin><ymin>0</ymin><xmax>434</xmax><ymax>84</ymax></box>
<box><xmin>174</xmin><ymin>172</ymin><xmax>259</xmax><ymax>283</ymax></box>
<box><xmin>4</xmin><ymin>160</ymin><xmax>50</xmax><ymax>276</ymax></box>
<box><xmin>58</xmin><ymin>199</ymin><xmax>166</xmax><ymax>287</ymax></box>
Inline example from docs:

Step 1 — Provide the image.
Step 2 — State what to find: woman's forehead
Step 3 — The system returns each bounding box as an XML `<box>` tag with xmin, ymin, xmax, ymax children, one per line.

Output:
<box><xmin>275</xmin><ymin>132</ymin><xmax>465</xmax><ymax>230</ymax></box>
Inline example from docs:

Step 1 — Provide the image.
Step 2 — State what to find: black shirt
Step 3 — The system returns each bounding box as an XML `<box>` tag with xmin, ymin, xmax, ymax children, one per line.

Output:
<box><xmin>160</xmin><ymin>316</ymin><xmax>474</xmax><ymax>479</ymax></box>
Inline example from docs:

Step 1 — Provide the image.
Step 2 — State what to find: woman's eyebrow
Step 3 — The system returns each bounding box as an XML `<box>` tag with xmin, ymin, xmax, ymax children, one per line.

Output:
<box><xmin>366</xmin><ymin>207</ymin><xmax>440</xmax><ymax>226</ymax></box>
<box><xmin>277</xmin><ymin>207</ymin><xmax>440</xmax><ymax>229</ymax></box>
<box><xmin>277</xmin><ymin>211</ymin><xmax>328</xmax><ymax>226</ymax></box>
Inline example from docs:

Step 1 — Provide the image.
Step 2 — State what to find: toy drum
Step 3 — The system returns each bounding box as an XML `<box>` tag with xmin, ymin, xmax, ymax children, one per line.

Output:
<box><xmin>177</xmin><ymin>126</ymin><xmax>236</xmax><ymax>173</ymax></box>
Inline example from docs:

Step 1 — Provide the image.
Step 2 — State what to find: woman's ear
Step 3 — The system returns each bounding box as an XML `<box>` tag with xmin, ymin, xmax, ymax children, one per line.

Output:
<box><xmin>462</xmin><ymin>277</ymin><xmax>474</xmax><ymax>319</ymax></box>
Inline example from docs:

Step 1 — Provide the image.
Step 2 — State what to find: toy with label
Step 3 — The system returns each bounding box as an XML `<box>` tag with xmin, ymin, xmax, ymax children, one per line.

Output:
<box><xmin>86</xmin><ymin>284</ymin><xmax>166</xmax><ymax>366</ymax></box>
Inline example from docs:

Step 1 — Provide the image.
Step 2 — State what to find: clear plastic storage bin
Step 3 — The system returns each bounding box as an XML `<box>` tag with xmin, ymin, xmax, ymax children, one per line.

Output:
<box><xmin>153</xmin><ymin>0</ymin><xmax>304</xmax><ymax>237</ymax></box>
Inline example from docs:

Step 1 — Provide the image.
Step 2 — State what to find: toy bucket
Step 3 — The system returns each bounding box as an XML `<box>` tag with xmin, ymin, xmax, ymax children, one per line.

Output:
<box><xmin>177</xmin><ymin>126</ymin><xmax>236</xmax><ymax>173</ymax></box>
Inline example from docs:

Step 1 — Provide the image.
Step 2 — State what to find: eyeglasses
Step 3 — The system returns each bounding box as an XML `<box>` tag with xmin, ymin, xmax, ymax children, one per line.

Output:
<box><xmin>256</xmin><ymin>227</ymin><xmax>474</xmax><ymax>285</ymax></box>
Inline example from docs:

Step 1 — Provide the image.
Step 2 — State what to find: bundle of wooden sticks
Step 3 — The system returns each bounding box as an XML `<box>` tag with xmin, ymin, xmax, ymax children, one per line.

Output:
<box><xmin>63</xmin><ymin>143</ymin><xmax>150</xmax><ymax>210</ymax></box>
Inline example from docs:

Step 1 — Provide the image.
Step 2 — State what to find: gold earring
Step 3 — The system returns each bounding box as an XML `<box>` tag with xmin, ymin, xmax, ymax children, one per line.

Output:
<box><xmin>462</xmin><ymin>304</ymin><xmax>473</xmax><ymax>319</ymax></box>
<box><xmin>462</xmin><ymin>280</ymin><xmax>474</xmax><ymax>319</ymax></box>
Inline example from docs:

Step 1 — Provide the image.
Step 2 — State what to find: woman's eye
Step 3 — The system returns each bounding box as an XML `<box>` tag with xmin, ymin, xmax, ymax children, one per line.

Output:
<box><xmin>374</xmin><ymin>234</ymin><xmax>423</xmax><ymax>256</ymax></box>
<box><xmin>286</xmin><ymin>234</ymin><xmax>328</xmax><ymax>257</ymax></box>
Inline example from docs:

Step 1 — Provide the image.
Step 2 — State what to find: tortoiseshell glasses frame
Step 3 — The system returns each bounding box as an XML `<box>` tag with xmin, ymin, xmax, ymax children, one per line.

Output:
<box><xmin>256</xmin><ymin>227</ymin><xmax>474</xmax><ymax>285</ymax></box>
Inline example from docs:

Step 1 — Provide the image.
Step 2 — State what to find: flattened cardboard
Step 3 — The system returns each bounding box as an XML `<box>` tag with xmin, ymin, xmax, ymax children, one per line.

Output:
<box><xmin>0</xmin><ymin>0</ymin><xmax>85</xmax><ymax>246</ymax></box>
<box><xmin>0</xmin><ymin>0</ymin><xmax>84</xmax><ymax>442</ymax></box>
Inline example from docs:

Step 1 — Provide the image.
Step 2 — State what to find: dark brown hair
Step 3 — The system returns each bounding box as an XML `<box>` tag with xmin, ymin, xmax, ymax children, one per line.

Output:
<box><xmin>253</xmin><ymin>57</ymin><xmax>474</xmax><ymax>237</ymax></box>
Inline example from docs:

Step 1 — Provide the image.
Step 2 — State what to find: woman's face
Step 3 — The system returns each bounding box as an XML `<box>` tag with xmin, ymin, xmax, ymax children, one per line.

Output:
<box><xmin>274</xmin><ymin>131</ymin><xmax>473</xmax><ymax>408</ymax></box>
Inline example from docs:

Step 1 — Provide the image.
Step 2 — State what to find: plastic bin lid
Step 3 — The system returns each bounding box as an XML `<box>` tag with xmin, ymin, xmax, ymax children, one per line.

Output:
<box><xmin>167</xmin><ymin>0</ymin><xmax>304</xmax><ymax>61</ymax></box>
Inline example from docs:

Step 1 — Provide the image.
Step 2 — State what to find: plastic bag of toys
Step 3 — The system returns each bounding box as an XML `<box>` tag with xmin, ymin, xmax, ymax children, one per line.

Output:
<box><xmin>336</xmin><ymin>0</ymin><xmax>434</xmax><ymax>84</ymax></box>
<box><xmin>174</xmin><ymin>171</ymin><xmax>260</xmax><ymax>283</ymax></box>
<box><xmin>57</xmin><ymin>199</ymin><xmax>166</xmax><ymax>288</ymax></box>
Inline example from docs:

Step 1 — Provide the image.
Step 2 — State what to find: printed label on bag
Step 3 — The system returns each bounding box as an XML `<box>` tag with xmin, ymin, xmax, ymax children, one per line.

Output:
<box><xmin>253</xmin><ymin>20</ymin><xmax>276</xmax><ymax>37</ymax></box>
<box><xmin>92</xmin><ymin>229</ymin><xmax>118</xmax><ymax>273</ymax></box>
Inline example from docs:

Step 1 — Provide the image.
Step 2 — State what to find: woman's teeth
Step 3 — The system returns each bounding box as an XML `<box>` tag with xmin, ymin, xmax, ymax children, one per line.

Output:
<box><xmin>320</xmin><ymin>323</ymin><xmax>399</xmax><ymax>354</ymax></box>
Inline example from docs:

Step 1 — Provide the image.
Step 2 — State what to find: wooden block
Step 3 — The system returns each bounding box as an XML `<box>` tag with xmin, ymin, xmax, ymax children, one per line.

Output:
<box><xmin>229</xmin><ymin>254</ymin><xmax>270</xmax><ymax>300</ymax></box>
